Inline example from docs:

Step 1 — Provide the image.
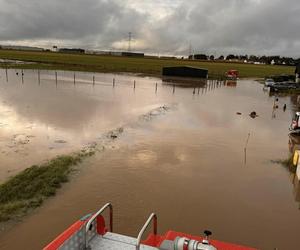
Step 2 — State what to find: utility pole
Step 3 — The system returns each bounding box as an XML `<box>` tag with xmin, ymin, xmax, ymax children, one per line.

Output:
<box><xmin>189</xmin><ymin>43</ymin><xmax>194</xmax><ymax>60</ymax></box>
<box><xmin>128</xmin><ymin>32</ymin><xmax>132</xmax><ymax>52</ymax></box>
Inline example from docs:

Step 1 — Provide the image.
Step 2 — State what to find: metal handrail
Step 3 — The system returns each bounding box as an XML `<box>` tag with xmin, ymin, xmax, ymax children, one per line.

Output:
<box><xmin>85</xmin><ymin>203</ymin><xmax>113</xmax><ymax>248</ymax></box>
<box><xmin>136</xmin><ymin>213</ymin><xmax>157</xmax><ymax>250</ymax></box>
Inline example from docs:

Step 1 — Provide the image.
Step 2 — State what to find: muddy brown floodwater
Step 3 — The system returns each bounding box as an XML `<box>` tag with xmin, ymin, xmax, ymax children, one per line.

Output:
<box><xmin>0</xmin><ymin>69</ymin><xmax>300</xmax><ymax>249</ymax></box>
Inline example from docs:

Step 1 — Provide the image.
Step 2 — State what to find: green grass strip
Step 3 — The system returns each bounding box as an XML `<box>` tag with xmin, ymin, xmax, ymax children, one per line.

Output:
<box><xmin>0</xmin><ymin>155</ymin><xmax>81</xmax><ymax>222</ymax></box>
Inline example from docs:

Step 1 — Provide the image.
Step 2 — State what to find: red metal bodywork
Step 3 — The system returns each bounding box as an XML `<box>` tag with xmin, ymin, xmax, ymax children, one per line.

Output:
<box><xmin>45</xmin><ymin>215</ymin><xmax>257</xmax><ymax>250</ymax></box>
<box><xmin>43</xmin><ymin>220</ymin><xmax>86</xmax><ymax>250</ymax></box>
<box><xmin>227</xmin><ymin>70</ymin><xmax>239</xmax><ymax>79</ymax></box>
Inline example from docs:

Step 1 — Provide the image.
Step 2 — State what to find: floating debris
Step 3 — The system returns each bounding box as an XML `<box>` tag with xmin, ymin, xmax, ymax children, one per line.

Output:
<box><xmin>138</xmin><ymin>104</ymin><xmax>175</xmax><ymax>122</ymax></box>
<box><xmin>54</xmin><ymin>140</ymin><xmax>67</xmax><ymax>144</ymax></box>
<box><xmin>107</xmin><ymin>127</ymin><xmax>124</xmax><ymax>140</ymax></box>
<box><xmin>249</xmin><ymin>111</ymin><xmax>258</xmax><ymax>119</ymax></box>
<box><xmin>110</xmin><ymin>134</ymin><xmax>118</xmax><ymax>139</ymax></box>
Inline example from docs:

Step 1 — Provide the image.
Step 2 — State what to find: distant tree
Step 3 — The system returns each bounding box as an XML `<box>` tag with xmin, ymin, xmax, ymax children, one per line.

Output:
<box><xmin>209</xmin><ymin>55</ymin><xmax>215</xmax><ymax>61</ymax></box>
<box><xmin>194</xmin><ymin>54</ymin><xmax>208</xmax><ymax>60</ymax></box>
<box><xmin>259</xmin><ymin>55</ymin><xmax>268</xmax><ymax>64</ymax></box>
<box><xmin>226</xmin><ymin>54</ymin><xmax>236</xmax><ymax>60</ymax></box>
<box><xmin>284</xmin><ymin>57</ymin><xmax>295</xmax><ymax>66</ymax></box>
<box><xmin>249</xmin><ymin>55</ymin><xmax>258</xmax><ymax>62</ymax></box>
<box><xmin>218</xmin><ymin>55</ymin><xmax>224</xmax><ymax>60</ymax></box>
<box><xmin>239</xmin><ymin>55</ymin><xmax>248</xmax><ymax>61</ymax></box>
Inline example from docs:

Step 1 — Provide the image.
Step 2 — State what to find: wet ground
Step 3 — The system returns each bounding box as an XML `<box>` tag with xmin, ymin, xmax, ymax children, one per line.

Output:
<box><xmin>0</xmin><ymin>69</ymin><xmax>300</xmax><ymax>249</ymax></box>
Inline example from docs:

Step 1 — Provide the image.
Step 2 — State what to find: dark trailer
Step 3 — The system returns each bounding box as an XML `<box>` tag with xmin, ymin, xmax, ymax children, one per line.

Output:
<box><xmin>162</xmin><ymin>66</ymin><xmax>208</xmax><ymax>79</ymax></box>
<box><xmin>162</xmin><ymin>66</ymin><xmax>208</xmax><ymax>87</ymax></box>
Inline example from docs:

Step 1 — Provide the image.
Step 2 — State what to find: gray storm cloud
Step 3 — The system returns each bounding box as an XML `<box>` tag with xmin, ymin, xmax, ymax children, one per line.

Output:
<box><xmin>0</xmin><ymin>0</ymin><xmax>299</xmax><ymax>57</ymax></box>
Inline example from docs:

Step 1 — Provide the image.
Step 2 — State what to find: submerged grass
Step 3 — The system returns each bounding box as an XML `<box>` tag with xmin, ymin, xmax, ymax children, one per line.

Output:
<box><xmin>0</xmin><ymin>49</ymin><xmax>295</xmax><ymax>78</ymax></box>
<box><xmin>0</xmin><ymin>155</ymin><xmax>83</xmax><ymax>222</ymax></box>
<box><xmin>272</xmin><ymin>156</ymin><xmax>296</xmax><ymax>173</ymax></box>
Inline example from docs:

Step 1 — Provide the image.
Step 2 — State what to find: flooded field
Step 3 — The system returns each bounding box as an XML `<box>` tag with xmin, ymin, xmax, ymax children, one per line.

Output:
<box><xmin>0</xmin><ymin>69</ymin><xmax>300</xmax><ymax>249</ymax></box>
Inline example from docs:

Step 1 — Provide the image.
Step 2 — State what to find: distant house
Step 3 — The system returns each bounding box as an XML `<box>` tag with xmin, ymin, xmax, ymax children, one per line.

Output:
<box><xmin>121</xmin><ymin>52</ymin><xmax>144</xmax><ymax>57</ymax></box>
<box><xmin>86</xmin><ymin>50</ymin><xmax>110</xmax><ymax>55</ymax></box>
<box><xmin>194</xmin><ymin>54</ymin><xmax>208</xmax><ymax>60</ymax></box>
<box><xmin>58</xmin><ymin>48</ymin><xmax>85</xmax><ymax>54</ymax></box>
<box><xmin>85</xmin><ymin>50</ymin><xmax>144</xmax><ymax>57</ymax></box>
<box><xmin>0</xmin><ymin>45</ymin><xmax>44</xmax><ymax>51</ymax></box>
<box><xmin>160</xmin><ymin>56</ymin><xmax>177</xmax><ymax>60</ymax></box>
<box><xmin>296</xmin><ymin>64</ymin><xmax>300</xmax><ymax>83</ymax></box>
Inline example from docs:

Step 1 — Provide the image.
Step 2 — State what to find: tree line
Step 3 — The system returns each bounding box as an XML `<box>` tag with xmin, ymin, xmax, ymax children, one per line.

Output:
<box><xmin>188</xmin><ymin>54</ymin><xmax>299</xmax><ymax>66</ymax></box>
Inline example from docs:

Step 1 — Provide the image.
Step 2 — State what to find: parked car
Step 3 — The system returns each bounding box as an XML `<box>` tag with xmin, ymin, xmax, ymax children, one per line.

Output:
<box><xmin>290</xmin><ymin>112</ymin><xmax>300</xmax><ymax>134</ymax></box>
<box><xmin>269</xmin><ymin>82</ymin><xmax>297</xmax><ymax>92</ymax></box>
<box><xmin>265</xmin><ymin>78</ymin><xmax>275</xmax><ymax>87</ymax></box>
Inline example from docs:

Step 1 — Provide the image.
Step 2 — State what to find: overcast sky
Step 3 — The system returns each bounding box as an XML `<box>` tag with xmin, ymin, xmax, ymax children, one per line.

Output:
<box><xmin>0</xmin><ymin>0</ymin><xmax>299</xmax><ymax>57</ymax></box>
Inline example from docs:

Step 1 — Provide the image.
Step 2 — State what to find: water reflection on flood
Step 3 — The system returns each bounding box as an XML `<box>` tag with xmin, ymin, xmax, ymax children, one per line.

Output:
<box><xmin>0</xmin><ymin>69</ymin><xmax>227</xmax><ymax>182</ymax></box>
<box><xmin>1</xmin><ymin>69</ymin><xmax>300</xmax><ymax>250</ymax></box>
<box><xmin>0</xmin><ymin>69</ymin><xmax>173</xmax><ymax>181</ymax></box>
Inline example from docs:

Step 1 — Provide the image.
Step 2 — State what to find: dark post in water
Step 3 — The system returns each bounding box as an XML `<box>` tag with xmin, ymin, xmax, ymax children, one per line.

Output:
<box><xmin>38</xmin><ymin>70</ymin><xmax>40</xmax><ymax>85</ymax></box>
<box><xmin>21</xmin><ymin>70</ymin><xmax>24</xmax><ymax>84</ymax></box>
<box><xmin>5</xmin><ymin>67</ymin><xmax>8</xmax><ymax>82</ymax></box>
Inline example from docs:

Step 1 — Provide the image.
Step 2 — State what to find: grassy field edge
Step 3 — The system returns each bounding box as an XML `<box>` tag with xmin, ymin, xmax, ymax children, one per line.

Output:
<box><xmin>0</xmin><ymin>49</ymin><xmax>295</xmax><ymax>78</ymax></box>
